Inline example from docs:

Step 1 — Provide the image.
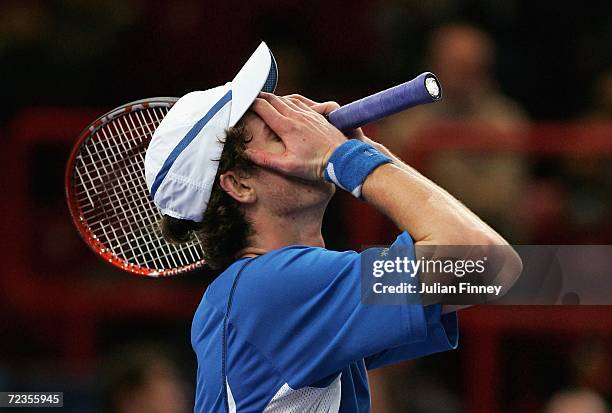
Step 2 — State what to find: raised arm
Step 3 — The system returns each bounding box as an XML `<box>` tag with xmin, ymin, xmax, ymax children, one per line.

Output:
<box><xmin>246</xmin><ymin>93</ymin><xmax>522</xmax><ymax>310</ymax></box>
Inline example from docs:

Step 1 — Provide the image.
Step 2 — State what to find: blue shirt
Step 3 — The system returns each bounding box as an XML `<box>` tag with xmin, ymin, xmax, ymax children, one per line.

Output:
<box><xmin>191</xmin><ymin>232</ymin><xmax>458</xmax><ymax>412</ymax></box>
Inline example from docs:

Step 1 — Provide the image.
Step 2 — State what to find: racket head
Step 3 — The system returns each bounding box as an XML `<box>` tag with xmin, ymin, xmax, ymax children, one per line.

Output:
<box><xmin>65</xmin><ymin>97</ymin><xmax>207</xmax><ymax>277</ymax></box>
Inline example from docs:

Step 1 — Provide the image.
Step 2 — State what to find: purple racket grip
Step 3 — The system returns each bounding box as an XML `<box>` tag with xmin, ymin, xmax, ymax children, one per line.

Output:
<box><xmin>328</xmin><ymin>72</ymin><xmax>442</xmax><ymax>132</ymax></box>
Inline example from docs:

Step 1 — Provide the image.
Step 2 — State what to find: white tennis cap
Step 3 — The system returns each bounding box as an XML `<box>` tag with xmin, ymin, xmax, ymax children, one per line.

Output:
<box><xmin>144</xmin><ymin>42</ymin><xmax>278</xmax><ymax>222</ymax></box>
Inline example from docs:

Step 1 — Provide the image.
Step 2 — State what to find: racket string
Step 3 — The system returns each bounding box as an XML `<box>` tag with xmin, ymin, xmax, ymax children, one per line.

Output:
<box><xmin>80</xmin><ymin>140</ymin><xmax>132</xmax><ymax>262</ymax></box>
<box><xmin>86</xmin><ymin>129</ymin><xmax>136</xmax><ymax>264</ymax></box>
<box><xmin>75</xmin><ymin>119</ymin><xmax>159</xmax><ymax>162</ymax></box>
<box><xmin>98</xmin><ymin>120</ymin><xmax>155</xmax><ymax>268</ymax></box>
<box><xmin>74</xmin><ymin>130</ymin><xmax>152</xmax><ymax>181</ymax></box>
<box><xmin>80</xmin><ymin>121</ymin><xmax>172</xmax><ymax>269</ymax></box>
<box><xmin>76</xmin><ymin>146</ymin><xmax>194</xmax><ymax>268</ymax></box>
<box><xmin>101</xmin><ymin>111</ymin><xmax>185</xmax><ymax>269</ymax></box>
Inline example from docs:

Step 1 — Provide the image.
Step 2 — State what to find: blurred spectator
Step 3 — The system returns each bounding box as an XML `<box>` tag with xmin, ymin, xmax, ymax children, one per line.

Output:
<box><xmin>377</xmin><ymin>23</ymin><xmax>529</xmax><ymax>241</ymax></box>
<box><xmin>427</xmin><ymin>23</ymin><xmax>526</xmax><ymax>128</ymax></box>
<box><xmin>378</xmin><ymin>23</ymin><xmax>527</xmax><ymax>152</ymax></box>
<box><xmin>544</xmin><ymin>388</ymin><xmax>609</xmax><ymax>413</ymax></box>
<box><xmin>100</xmin><ymin>344</ymin><xmax>189</xmax><ymax>413</ymax></box>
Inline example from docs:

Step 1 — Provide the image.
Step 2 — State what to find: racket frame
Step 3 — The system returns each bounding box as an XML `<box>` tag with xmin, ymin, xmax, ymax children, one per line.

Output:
<box><xmin>65</xmin><ymin>97</ymin><xmax>207</xmax><ymax>277</ymax></box>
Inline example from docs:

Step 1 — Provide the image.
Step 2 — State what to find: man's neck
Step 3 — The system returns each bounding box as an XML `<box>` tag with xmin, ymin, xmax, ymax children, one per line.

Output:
<box><xmin>242</xmin><ymin>207</ymin><xmax>325</xmax><ymax>256</ymax></box>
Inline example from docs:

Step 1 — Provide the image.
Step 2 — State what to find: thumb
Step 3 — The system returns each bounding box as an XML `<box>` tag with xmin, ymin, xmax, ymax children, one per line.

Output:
<box><xmin>311</xmin><ymin>101</ymin><xmax>341</xmax><ymax>116</ymax></box>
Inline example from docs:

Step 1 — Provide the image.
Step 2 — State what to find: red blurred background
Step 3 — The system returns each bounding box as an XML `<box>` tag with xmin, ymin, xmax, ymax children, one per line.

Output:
<box><xmin>1</xmin><ymin>1</ymin><xmax>611</xmax><ymax>412</ymax></box>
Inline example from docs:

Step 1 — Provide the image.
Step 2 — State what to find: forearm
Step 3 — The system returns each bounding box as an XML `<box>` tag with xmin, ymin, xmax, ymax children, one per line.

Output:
<box><xmin>358</xmin><ymin>136</ymin><xmax>507</xmax><ymax>246</ymax></box>
<box><xmin>362</xmin><ymin>162</ymin><xmax>501</xmax><ymax>245</ymax></box>
<box><xmin>359</xmin><ymin>145</ymin><xmax>522</xmax><ymax>311</ymax></box>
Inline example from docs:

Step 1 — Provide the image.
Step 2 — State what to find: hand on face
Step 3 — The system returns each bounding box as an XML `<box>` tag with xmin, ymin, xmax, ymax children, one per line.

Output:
<box><xmin>281</xmin><ymin>95</ymin><xmax>394</xmax><ymax>160</ymax></box>
<box><xmin>245</xmin><ymin>93</ymin><xmax>348</xmax><ymax>181</ymax></box>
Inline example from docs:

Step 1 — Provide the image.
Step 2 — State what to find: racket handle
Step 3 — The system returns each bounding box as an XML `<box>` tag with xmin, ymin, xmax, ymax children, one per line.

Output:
<box><xmin>328</xmin><ymin>72</ymin><xmax>442</xmax><ymax>132</ymax></box>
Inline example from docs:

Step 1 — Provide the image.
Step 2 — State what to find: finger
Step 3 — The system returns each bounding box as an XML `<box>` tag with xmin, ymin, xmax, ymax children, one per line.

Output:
<box><xmin>250</xmin><ymin>98</ymin><xmax>291</xmax><ymax>134</ymax></box>
<box><xmin>278</xmin><ymin>96</ymin><xmax>305</xmax><ymax>112</ymax></box>
<box><xmin>287</xmin><ymin>98</ymin><xmax>332</xmax><ymax>125</ymax></box>
<box><xmin>259</xmin><ymin>92</ymin><xmax>297</xmax><ymax>116</ymax></box>
<box><xmin>244</xmin><ymin>148</ymin><xmax>292</xmax><ymax>173</ymax></box>
<box><xmin>311</xmin><ymin>101</ymin><xmax>341</xmax><ymax>115</ymax></box>
<box><xmin>284</xmin><ymin>94</ymin><xmax>320</xmax><ymax>107</ymax></box>
<box><xmin>286</xmin><ymin>97</ymin><xmax>312</xmax><ymax>111</ymax></box>
<box><xmin>277</xmin><ymin>96</ymin><xmax>325</xmax><ymax>125</ymax></box>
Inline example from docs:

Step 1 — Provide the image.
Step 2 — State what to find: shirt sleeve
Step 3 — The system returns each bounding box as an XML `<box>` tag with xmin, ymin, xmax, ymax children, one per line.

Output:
<box><xmin>364</xmin><ymin>304</ymin><xmax>459</xmax><ymax>370</ymax></box>
<box><xmin>231</xmin><ymin>232</ymin><xmax>434</xmax><ymax>389</ymax></box>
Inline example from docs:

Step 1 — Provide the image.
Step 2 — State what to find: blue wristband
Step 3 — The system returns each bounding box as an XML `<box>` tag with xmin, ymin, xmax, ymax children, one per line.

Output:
<box><xmin>323</xmin><ymin>140</ymin><xmax>391</xmax><ymax>198</ymax></box>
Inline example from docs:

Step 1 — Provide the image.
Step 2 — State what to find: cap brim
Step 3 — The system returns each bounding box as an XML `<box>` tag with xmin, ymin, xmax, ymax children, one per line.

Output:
<box><xmin>229</xmin><ymin>41</ymin><xmax>278</xmax><ymax>126</ymax></box>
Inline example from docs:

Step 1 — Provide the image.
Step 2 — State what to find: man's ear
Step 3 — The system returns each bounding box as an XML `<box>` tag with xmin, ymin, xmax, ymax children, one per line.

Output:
<box><xmin>219</xmin><ymin>171</ymin><xmax>256</xmax><ymax>204</ymax></box>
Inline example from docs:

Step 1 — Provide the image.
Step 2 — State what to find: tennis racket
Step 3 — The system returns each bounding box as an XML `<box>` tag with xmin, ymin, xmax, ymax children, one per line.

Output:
<box><xmin>65</xmin><ymin>72</ymin><xmax>441</xmax><ymax>277</ymax></box>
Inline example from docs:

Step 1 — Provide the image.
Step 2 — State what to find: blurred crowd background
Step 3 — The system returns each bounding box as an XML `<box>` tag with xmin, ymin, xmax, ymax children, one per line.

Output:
<box><xmin>1</xmin><ymin>0</ymin><xmax>611</xmax><ymax>412</ymax></box>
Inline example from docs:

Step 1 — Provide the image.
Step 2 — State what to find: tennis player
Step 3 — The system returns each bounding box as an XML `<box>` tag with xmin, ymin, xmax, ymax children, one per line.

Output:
<box><xmin>144</xmin><ymin>42</ymin><xmax>521</xmax><ymax>412</ymax></box>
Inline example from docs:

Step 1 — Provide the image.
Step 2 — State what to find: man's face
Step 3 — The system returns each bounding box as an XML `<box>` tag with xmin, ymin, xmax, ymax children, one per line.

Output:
<box><xmin>241</xmin><ymin>111</ymin><xmax>335</xmax><ymax>216</ymax></box>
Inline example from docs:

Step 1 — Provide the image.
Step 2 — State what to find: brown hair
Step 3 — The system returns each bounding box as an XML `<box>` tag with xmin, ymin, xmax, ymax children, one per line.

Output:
<box><xmin>160</xmin><ymin>120</ymin><xmax>255</xmax><ymax>271</ymax></box>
